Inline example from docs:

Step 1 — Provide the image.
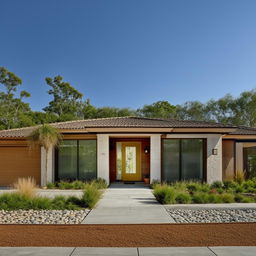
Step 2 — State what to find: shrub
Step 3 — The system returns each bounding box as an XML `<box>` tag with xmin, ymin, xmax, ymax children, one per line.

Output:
<box><xmin>208</xmin><ymin>194</ymin><xmax>223</xmax><ymax>203</ymax></box>
<box><xmin>72</xmin><ymin>180</ymin><xmax>86</xmax><ymax>189</ymax></box>
<box><xmin>13</xmin><ymin>177</ymin><xmax>36</xmax><ymax>198</ymax></box>
<box><xmin>234</xmin><ymin>185</ymin><xmax>244</xmax><ymax>193</ymax></box>
<box><xmin>186</xmin><ymin>183</ymin><xmax>200</xmax><ymax>193</ymax></box>
<box><xmin>46</xmin><ymin>182</ymin><xmax>55</xmax><ymax>189</ymax></box>
<box><xmin>210</xmin><ymin>181</ymin><xmax>223</xmax><ymax>189</ymax></box>
<box><xmin>223</xmin><ymin>180</ymin><xmax>237</xmax><ymax>190</ymax></box>
<box><xmin>235</xmin><ymin>171</ymin><xmax>245</xmax><ymax>184</ymax></box>
<box><xmin>153</xmin><ymin>184</ymin><xmax>177</xmax><ymax>204</ymax></box>
<box><xmin>81</xmin><ymin>184</ymin><xmax>102</xmax><ymax>209</ymax></box>
<box><xmin>175</xmin><ymin>192</ymin><xmax>191</xmax><ymax>204</ymax></box>
<box><xmin>91</xmin><ymin>178</ymin><xmax>108</xmax><ymax>189</ymax></box>
<box><xmin>220</xmin><ymin>193</ymin><xmax>235</xmax><ymax>203</ymax></box>
<box><xmin>57</xmin><ymin>181</ymin><xmax>74</xmax><ymax>189</ymax></box>
<box><xmin>234</xmin><ymin>194</ymin><xmax>254</xmax><ymax>203</ymax></box>
<box><xmin>192</xmin><ymin>192</ymin><xmax>210</xmax><ymax>204</ymax></box>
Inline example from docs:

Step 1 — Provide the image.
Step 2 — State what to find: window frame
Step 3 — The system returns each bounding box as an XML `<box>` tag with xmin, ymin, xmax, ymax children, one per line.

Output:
<box><xmin>55</xmin><ymin>139</ymin><xmax>97</xmax><ymax>181</ymax></box>
<box><xmin>161</xmin><ymin>138</ymin><xmax>207</xmax><ymax>183</ymax></box>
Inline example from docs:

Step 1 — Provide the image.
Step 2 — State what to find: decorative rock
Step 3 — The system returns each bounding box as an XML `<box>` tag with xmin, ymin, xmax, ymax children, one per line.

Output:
<box><xmin>0</xmin><ymin>209</ymin><xmax>90</xmax><ymax>224</ymax></box>
<box><xmin>166</xmin><ymin>208</ymin><xmax>256</xmax><ymax>223</ymax></box>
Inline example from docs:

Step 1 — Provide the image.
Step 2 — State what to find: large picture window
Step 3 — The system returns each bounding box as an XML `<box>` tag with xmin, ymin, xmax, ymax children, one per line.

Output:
<box><xmin>58</xmin><ymin>140</ymin><xmax>97</xmax><ymax>181</ymax></box>
<box><xmin>162</xmin><ymin>139</ymin><xmax>204</xmax><ymax>182</ymax></box>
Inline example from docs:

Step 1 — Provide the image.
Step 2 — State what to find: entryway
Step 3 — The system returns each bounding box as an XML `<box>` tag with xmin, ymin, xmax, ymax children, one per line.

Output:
<box><xmin>82</xmin><ymin>182</ymin><xmax>174</xmax><ymax>224</ymax></box>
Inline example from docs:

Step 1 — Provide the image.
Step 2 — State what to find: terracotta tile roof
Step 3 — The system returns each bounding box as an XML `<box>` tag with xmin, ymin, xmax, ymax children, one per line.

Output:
<box><xmin>0</xmin><ymin>116</ymin><xmax>254</xmax><ymax>138</ymax></box>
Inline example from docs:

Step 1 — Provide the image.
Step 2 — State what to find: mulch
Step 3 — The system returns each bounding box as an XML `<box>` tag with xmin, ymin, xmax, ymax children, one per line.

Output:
<box><xmin>0</xmin><ymin>223</ymin><xmax>256</xmax><ymax>247</ymax></box>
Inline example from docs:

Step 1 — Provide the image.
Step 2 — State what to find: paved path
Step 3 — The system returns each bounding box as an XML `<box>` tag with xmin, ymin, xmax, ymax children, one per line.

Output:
<box><xmin>0</xmin><ymin>247</ymin><xmax>255</xmax><ymax>255</ymax></box>
<box><xmin>83</xmin><ymin>183</ymin><xmax>174</xmax><ymax>224</ymax></box>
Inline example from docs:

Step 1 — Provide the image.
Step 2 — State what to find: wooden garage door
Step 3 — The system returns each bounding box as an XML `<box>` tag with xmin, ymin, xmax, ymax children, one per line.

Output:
<box><xmin>0</xmin><ymin>146</ymin><xmax>40</xmax><ymax>186</ymax></box>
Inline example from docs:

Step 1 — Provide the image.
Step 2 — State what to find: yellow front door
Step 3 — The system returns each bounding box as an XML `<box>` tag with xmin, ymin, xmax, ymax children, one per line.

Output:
<box><xmin>121</xmin><ymin>142</ymin><xmax>141</xmax><ymax>181</ymax></box>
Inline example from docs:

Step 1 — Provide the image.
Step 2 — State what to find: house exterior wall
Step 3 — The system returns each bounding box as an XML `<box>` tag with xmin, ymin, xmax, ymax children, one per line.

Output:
<box><xmin>150</xmin><ymin>134</ymin><xmax>161</xmax><ymax>183</ymax></box>
<box><xmin>97</xmin><ymin>134</ymin><xmax>110</xmax><ymax>185</ymax></box>
<box><xmin>41</xmin><ymin>146</ymin><xmax>54</xmax><ymax>186</ymax></box>
<box><xmin>165</xmin><ymin>134</ymin><xmax>223</xmax><ymax>183</ymax></box>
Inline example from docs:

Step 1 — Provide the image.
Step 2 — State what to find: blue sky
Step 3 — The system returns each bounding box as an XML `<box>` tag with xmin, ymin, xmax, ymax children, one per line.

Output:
<box><xmin>1</xmin><ymin>0</ymin><xmax>256</xmax><ymax>111</ymax></box>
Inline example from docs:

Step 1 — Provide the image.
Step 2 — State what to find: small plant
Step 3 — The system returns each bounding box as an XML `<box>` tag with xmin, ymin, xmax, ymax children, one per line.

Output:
<box><xmin>208</xmin><ymin>194</ymin><xmax>223</xmax><ymax>203</ymax></box>
<box><xmin>46</xmin><ymin>182</ymin><xmax>55</xmax><ymax>189</ymax></box>
<box><xmin>91</xmin><ymin>178</ymin><xmax>108</xmax><ymax>189</ymax></box>
<box><xmin>175</xmin><ymin>192</ymin><xmax>191</xmax><ymax>204</ymax></box>
<box><xmin>220</xmin><ymin>193</ymin><xmax>235</xmax><ymax>203</ymax></box>
<box><xmin>153</xmin><ymin>184</ymin><xmax>176</xmax><ymax>204</ymax></box>
<box><xmin>210</xmin><ymin>181</ymin><xmax>223</xmax><ymax>189</ymax></box>
<box><xmin>13</xmin><ymin>177</ymin><xmax>36</xmax><ymax>198</ymax></box>
<box><xmin>223</xmin><ymin>180</ymin><xmax>237</xmax><ymax>189</ymax></box>
<box><xmin>235</xmin><ymin>170</ymin><xmax>245</xmax><ymax>184</ymax></box>
<box><xmin>192</xmin><ymin>192</ymin><xmax>209</xmax><ymax>204</ymax></box>
<box><xmin>81</xmin><ymin>184</ymin><xmax>102</xmax><ymax>209</ymax></box>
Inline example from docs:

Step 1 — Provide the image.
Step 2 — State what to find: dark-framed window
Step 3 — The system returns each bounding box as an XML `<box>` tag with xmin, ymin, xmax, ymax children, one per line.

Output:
<box><xmin>162</xmin><ymin>138</ymin><xmax>206</xmax><ymax>182</ymax></box>
<box><xmin>57</xmin><ymin>139</ymin><xmax>97</xmax><ymax>181</ymax></box>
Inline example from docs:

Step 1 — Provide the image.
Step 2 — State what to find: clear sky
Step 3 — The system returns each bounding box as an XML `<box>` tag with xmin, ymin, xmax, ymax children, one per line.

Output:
<box><xmin>1</xmin><ymin>0</ymin><xmax>256</xmax><ymax>111</ymax></box>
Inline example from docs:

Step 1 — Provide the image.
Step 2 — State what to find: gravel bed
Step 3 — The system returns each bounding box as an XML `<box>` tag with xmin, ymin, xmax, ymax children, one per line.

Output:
<box><xmin>0</xmin><ymin>209</ymin><xmax>90</xmax><ymax>224</ymax></box>
<box><xmin>166</xmin><ymin>208</ymin><xmax>256</xmax><ymax>223</ymax></box>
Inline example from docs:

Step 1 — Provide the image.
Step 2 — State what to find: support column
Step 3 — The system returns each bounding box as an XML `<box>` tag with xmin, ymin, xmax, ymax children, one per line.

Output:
<box><xmin>97</xmin><ymin>134</ymin><xmax>110</xmax><ymax>185</ymax></box>
<box><xmin>41</xmin><ymin>146</ymin><xmax>54</xmax><ymax>187</ymax></box>
<box><xmin>235</xmin><ymin>143</ymin><xmax>244</xmax><ymax>173</ymax></box>
<box><xmin>150</xmin><ymin>134</ymin><xmax>161</xmax><ymax>183</ymax></box>
<box><xmin>206</xmin><ymin>135</ymin><xmax>222</xmax><ymax>183</ymax></box>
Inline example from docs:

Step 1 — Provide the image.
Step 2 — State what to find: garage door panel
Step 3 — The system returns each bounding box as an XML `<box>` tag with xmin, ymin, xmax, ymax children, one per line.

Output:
<box><xmin>0</xmin><ymin>146</ymin><xmax>40</xmax><ymax>186</ymax></box>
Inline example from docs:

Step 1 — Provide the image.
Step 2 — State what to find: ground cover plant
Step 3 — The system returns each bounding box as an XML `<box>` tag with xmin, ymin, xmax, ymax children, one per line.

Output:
<box><xmin>46</xmin><ymin>178</ymin><xmax>108</xmax><ymax>190</ymax></box>
<box><xmin>153</xmin><ymin>178</ymin><xmax>256</xmax><ymax>204</ymax></box>
<box><xmin>0</xmin><ymin>178</ymin><xmax>104</xmax><ymax>210</ymax></box>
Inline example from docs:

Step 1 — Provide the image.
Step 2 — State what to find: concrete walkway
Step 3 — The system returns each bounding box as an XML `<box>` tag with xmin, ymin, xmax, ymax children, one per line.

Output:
<box><xmin>0</xmin><ymin>247</ymin><xmax>255</xmax><ymax>255</ymax></box>
<box><xmin>83</xmin><ymin>183</ymin><xmax>174</xmax><ymax>224</ymax></box>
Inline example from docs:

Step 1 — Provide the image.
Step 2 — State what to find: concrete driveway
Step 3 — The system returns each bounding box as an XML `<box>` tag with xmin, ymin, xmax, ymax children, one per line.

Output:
<box><xmin>83</xmin><ymin>182</ymin><xmax>174</xmax><ymax>224</ymax></box>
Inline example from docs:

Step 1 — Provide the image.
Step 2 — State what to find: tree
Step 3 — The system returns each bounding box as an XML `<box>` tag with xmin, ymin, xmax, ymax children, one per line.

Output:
<box><xmin>176</xmin><ymin>101</ymin><xmax>206</xmax><ymax>121</ymax></box>
<box><xmin>137</xmin><ymin>101</ymin><xmax>176</xmax><ymax>118</ymax></box>
<box><xmin>43</xmin><ymin>75</ymin><xmax>84</xmax><ymax>120</ymax></box>
<box><xmin>28</xmin><ymin>124</ymin><xmax>62</xmax><ymax>186</ymax></box>
<box><xmin>0</xmin><ymin>67</ymin><xmax>32</xmax><ymax>129</ymax></box>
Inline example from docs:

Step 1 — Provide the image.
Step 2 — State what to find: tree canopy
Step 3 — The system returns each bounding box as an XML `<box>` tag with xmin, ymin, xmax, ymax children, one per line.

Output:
<box><xmin>1</xmin><ymin>66</ymin><xmax>256</xmax><ymax>130</ymax></box>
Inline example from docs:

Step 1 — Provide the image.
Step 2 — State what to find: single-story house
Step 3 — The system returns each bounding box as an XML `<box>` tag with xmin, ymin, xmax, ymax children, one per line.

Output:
<box><xmin>0</xmin><ymin>116</ymin><xmax>256</xmax><ymax>187</ymax></box>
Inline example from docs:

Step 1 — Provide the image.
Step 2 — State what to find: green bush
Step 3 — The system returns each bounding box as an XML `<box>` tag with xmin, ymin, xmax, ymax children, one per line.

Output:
<box><xmin>223</xmin><ymin>180</ymin><xmax>237</xmax><ymax>189</ymax></box>
<box><xmin>192</xmin><ymin>192</ymin><xmax>210</xmax><ymax>204</ymax></box>
<box><xmin>208</xmin><ymin>194</ymin><xmax>223</xmax><ymax>203</ymax></box>
<box><xmin>57</xmin><ymin>181</ymin><xmax>74</xmax><ymax>189</ymax></box>
<box><xmin>234</xmin><ymin>194</ymin><xmax>254</xmax><ymax>203</ymax></box>
<box><xmin>211</xmin><ymin>181</ymin><xmax>223</xmax><ymax>189</ymax></box>
<box><xmin>175</xmin><ymin>192</ymin><xmax>191</xmax><ymax>204</ymax></box>
<box><xmin>220</xmin><ymin>193</ymin><xmax>235</xmax><ymax>203</ymax></box>
<box><xmin>46</xmin><ymin>182</ymin><xmax>55</xmax><ymax>189</ymax></box>
<box><xmin>81</xmin><ymin>184</ymin><xmax>102</xmax><ymax>209</ymax></box>
<box><xmin>91</xmin><ymin>178</ymin><xmax>108</xmax><ymax>189</ymax></box>
<box><xmin>153</xmin><ymin>184</ymin><xmax>176</xmax><ymax>204</ymax></box>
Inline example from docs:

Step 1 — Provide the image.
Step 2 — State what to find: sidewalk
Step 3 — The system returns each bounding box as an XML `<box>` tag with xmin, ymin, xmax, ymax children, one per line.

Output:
<box><xmin>83</xmin><ymin>183</ymin><xmax>174</xmax><ymax>224</ymax></box>
<box><xmin>0</xmin><ymin>246</ymin><xmax>255</xmax><ymax>256</ymax></box>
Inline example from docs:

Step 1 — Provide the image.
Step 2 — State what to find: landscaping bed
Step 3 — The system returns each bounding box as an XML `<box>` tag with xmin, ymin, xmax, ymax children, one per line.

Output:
<box><xmin>0</xmin><ymin>223</ymin><xmax>255</xmax><ymax>247</ymax></box>
<box><xmin>0</xmin><ymin>209</ymin><xmax>89</xmax><ymax>224</ymax></box>
<box><xmin>0</xmin><ymin>178</ymin><xmax>105</xmax><ymax>223</ymax></box>
<box><xmin>166</xmin><ymin>208</ymin><xmax>256</xmax><ymax>223</ymax></box>
<box><xmin>153</xmin><ymin>179</ymin><xmax>256</xmax><ymax>204</ymax></box>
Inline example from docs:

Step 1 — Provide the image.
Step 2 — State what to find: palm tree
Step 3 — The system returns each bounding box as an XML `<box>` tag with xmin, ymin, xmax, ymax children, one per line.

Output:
<box><xmin>28</xmin><ymin>124</ymin><xmax>62</xmax><ymax>186</ymax></box>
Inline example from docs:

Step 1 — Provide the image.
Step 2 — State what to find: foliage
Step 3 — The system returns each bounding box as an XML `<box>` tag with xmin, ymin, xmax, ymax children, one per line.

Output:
<box><xmin>0</xmin><ymin>67</ymin><xmax>32</xmax><ymax>129</ymax></box>
<box><xmin>137</xmin><ymin>101</ymin><xmax>176</xmax><ymax>119</ymax></box>
<box><xmin>153</xmin><ymin>180</ymin><xmax>256</xmax><ymax>204</ymax></box>
<box><xmin>81</xmin><ymin>184</ymin><xmax>102</xmax><ymax>209</ymax></box>
<box><xmin>235</xmin><ymin>171</ymin><xmax>246</xmax><ymax>184</ymax></box>
<box><xmin>48</xmin><ymin>179</ymin><xmax>108</xmax><ymax>190</ymax></box>
<box><xmin>13</xmin><ymin>177</ymin><xmax>36</xmax><ymax>198</ymax></box>
<box><xmin>28</xmin><ymin>124</ymin><xmax>62</xmax><ymax>152</ymax></box>
<box><xmin>0</xmin><ymin>181</ymin><xmax>104</xmax><ymax>210</ymax></box>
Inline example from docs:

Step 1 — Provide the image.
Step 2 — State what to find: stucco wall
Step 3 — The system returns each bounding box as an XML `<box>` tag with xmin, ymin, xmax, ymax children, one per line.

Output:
<box><xmin>41</xmin><ymin>146</ymin><xmax>54</xmax><ymax>186</ymax></box>
<box><xmin>97</xmin><ymin>134</ymin><xmax>110</xmax><ymax>185</ymax></box>
<box><xmin>150</xmin><ymin>134</ymin><xmax>161</xmax><ymax>183</ymax></box>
